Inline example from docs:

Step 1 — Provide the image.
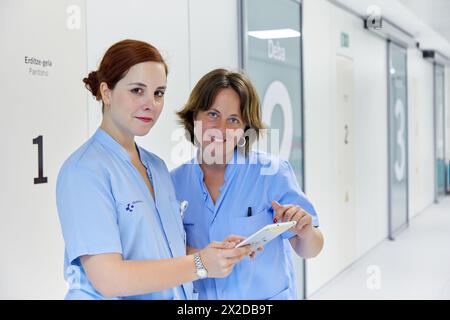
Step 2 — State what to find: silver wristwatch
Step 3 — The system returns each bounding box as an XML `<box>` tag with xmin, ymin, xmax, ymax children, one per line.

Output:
<box><xmin>193</xmin><ymin>252</ymin><xmax>208</xmax><ymax>279</ymax></box>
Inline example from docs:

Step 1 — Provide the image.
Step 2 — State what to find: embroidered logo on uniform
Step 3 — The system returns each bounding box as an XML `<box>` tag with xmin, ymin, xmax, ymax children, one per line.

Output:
<box><xmin>125</xmin><ymin>200</ymin><xmax>143</xmax><ymax>213</ymax></box>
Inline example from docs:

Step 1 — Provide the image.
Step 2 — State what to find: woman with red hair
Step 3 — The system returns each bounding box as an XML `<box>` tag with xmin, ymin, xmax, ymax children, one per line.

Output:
<box><xmin>56</xmin><ymin>40</ymin><xmax>252</xmax><ymax>300</ymax></box>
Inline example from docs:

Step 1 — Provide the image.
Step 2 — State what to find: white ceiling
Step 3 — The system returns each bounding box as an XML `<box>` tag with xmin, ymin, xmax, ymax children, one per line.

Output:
<box><xmin>335</xmin><ymin>0</ymin><xmax>450</xmax><ymax>57</ymax></box>
<box><xmin>400</xmin><ymin>0</ymin><xmax>450</xmax><ymax>43</ymax></box>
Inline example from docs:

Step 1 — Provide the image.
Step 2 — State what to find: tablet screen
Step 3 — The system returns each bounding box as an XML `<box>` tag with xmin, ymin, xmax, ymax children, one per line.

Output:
<box><xmin>235</xmin><ymin>221</ymin><xmax>296</xmax><ymax>250</ymax></box>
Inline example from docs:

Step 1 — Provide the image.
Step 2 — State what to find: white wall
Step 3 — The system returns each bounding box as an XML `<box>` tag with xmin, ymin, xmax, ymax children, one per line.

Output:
<box><xmin>0</xmin><ymin>0</ymin><xmax>87</xmax><ymax>299</ymax></box>
<box><xmin>303</xmin><ymin>0</ymin><xmax>336</xmax><ymax>296</ymax></box>
<box><xmin>344</xmin><ymin>8</ymin><xmax>388</xmax><ymax>267</ymax></box>
<box><xmin>189</xmin><ymin>0</ymin><xmax>239</xmax><ymax>88</ymax></box>
<box><xmin>407</xmin><ymin>48</ymin><xmax>435</xmax><ymax>216</ymax></box>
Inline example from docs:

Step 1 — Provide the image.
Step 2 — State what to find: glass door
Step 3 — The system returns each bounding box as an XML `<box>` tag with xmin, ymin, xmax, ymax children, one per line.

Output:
<box><xmin>239</xmin><ymin>0</ymin><xmax>306</xmax><ymax>298</ymax></box>
<box><xmin>387</xmin><ymin>41</ymin><xmax>409</xmax><ymax>239</ymax></box>
<box><xmin>434</xmin><ymin>63</ymin><xmax>446</xmax><ymax>201</ymax></box>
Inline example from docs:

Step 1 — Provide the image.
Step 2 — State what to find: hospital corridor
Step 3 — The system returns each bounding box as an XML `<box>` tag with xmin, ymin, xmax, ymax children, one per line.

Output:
<box><xmin>310</xmin><ymin>196</ymin><xmax>450</xmax><ymax>300</ymax></box>
<box><xmin>1</xmin><ymin>0</ymin><xmax>450</xmax><ymax>301</ymax></box>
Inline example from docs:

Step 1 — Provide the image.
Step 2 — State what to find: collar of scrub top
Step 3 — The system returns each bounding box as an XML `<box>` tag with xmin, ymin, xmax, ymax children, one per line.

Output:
<box><xmin>192</xmin><ymin>147</ymin><xmax>248</xmax><ymax>221</ymax></box>
<box><xmin>94</xmin><ymin>128</ymin><xmax>136</xmax><ymax>163</ymax></box>
<box><xmin>94</xmin><ymin>128</ymin><xmax>154</xmax><ymax>181</ymax></box>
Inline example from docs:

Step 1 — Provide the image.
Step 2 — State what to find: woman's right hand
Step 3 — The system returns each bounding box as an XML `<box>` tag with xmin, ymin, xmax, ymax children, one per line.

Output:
<box><xmin>198</xmin><ymin>242</ymin><xmax>252</xmax><ymax>278</ymax></box>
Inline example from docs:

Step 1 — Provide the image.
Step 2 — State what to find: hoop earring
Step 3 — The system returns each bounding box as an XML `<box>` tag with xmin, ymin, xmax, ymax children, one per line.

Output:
<box><xmin>237</xmin><ymin>136</ymin><xmax>247</xmax><ymax>148</ymax></box>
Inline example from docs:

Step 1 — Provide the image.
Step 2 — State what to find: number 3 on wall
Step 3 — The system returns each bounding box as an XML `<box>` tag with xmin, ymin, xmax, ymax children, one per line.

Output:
<box><xmin>33</xmin><ymin>135</ymin><xmax>48</xmax><ymax>184</ymax></box>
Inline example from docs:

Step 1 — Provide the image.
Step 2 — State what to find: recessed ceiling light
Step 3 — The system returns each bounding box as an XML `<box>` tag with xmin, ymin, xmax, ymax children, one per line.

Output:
<box><xmin>248</xmin><ymin>28</ymin><xmax>301</xmax><ymax>39</ymax></box>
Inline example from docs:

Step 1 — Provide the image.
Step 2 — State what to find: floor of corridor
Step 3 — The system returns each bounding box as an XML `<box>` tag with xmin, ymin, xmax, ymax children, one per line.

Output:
<box><xmin>309</xmin><ymin>196</ymin><xmax>450</xmax><ymax>300</ymax></box>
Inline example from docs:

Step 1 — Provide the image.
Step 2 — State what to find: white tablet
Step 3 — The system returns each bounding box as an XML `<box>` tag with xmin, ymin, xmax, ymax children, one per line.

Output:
<box><xmin>235</xmin><ymin>221</ymin><xmax>296</xmax><ymax>251</ymax></box>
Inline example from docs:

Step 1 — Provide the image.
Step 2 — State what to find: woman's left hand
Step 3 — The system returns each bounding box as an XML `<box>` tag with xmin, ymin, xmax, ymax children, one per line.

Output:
<box><xmin>272</xmin><ymin>201</ymin><xmax>314</xmax><ymax>239</ymax></box>
<box><xmin>220</xmin><ymin>234</ymin><xmax>263</xmax><ymax>259</ymax></box>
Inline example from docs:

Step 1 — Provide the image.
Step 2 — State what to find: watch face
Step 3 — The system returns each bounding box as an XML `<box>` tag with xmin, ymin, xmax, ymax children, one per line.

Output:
<box><xmin>197</xmin><ymin>269</ymin><xmax>207</xmax><ymax>279</ymax></box>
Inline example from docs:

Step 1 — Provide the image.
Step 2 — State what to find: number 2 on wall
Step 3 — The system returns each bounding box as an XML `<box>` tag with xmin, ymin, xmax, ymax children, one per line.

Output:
<box><xmin>33</xmin><ymin>135</ymin><xmax>48</xmax><ymax>184</ymax></box>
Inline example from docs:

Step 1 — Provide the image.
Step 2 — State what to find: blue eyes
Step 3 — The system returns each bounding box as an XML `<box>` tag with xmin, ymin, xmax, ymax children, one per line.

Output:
<box><xmin>207</xmin><ymin>111</ymin><xmax>240</xmax><ymax>124</ymax></box>
<box><xmin>207</xmin><ymin>111</ymin><xmax>219</xmax><ymax>119</ymax></box>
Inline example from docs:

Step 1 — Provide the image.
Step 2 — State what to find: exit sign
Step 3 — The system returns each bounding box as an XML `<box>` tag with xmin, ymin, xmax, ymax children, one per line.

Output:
<box><xmin>340</xmin><ymin>32</ymin><xmax>349</xmax><ymax>48</ymax></box>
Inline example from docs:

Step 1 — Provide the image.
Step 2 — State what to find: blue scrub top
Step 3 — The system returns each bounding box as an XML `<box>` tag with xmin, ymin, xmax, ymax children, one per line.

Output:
<box><xmin>171</xmin><ymin>149</ymin><xmax>319</xmax><ymax>300</ymax></box>
<box><xmin>56</xmin><ymin>128</ymin><xmax>193</xmax><ymax>300</ymax></box>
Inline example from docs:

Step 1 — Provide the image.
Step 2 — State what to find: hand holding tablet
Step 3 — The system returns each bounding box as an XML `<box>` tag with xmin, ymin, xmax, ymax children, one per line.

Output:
<box><xmin>235</xmin><ymin>221</ymin><xmax>296</xmax><ymax>251</ymax></box>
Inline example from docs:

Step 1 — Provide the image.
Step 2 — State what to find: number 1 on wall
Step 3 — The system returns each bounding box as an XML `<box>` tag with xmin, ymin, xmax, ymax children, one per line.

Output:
<box><xmin>33</xmin><ymin>135</ymin><xmax>48</xmax><ymax>184</ymax></box>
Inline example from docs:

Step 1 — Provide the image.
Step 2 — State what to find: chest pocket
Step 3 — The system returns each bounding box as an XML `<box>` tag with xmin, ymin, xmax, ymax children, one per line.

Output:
<box><xmin>231</xmin><ymin>205</ymin><xmax>273</xmax><ymax>237</ymax></box>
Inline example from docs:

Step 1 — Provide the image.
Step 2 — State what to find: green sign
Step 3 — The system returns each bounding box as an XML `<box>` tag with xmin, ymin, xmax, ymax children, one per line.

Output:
<box><xmin>340</xmin><ymin>32</ymin><xmax>349</xmax><ymax>48</ymax></box>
